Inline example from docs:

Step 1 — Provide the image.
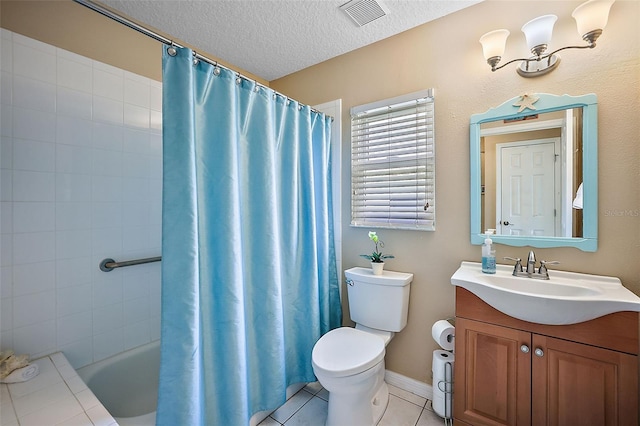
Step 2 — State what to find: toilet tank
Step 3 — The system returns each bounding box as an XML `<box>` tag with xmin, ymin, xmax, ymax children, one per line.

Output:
<box><xmin>345</xmin><ymin>267</ymin><xmax>413</xmax><ymax>332</ymax></box>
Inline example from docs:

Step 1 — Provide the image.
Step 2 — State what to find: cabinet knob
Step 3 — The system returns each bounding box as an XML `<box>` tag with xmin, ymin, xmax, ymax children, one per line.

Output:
<box><xmin>520</xmin><ymin>344</ymin><xmax>530</xmax><ymax>353</ymax></box>
<box><xmin>534</xmin><ymin>348</ymin><xmax>544</xmax><ymax>357</ymax></box>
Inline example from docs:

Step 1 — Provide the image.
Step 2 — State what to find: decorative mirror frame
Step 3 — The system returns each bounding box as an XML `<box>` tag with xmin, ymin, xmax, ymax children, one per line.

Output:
<box><xmin>470</xmin><ymin>93</ymin><xmax>598</xmax><ymax>251</ymax></box>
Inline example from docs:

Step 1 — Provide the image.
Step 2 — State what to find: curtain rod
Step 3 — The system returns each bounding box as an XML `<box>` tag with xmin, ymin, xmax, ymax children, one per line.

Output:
<box><xmin>72</xmin><ymin>0</ymin><xmax>331</xmax><ymax>118</ymax></box>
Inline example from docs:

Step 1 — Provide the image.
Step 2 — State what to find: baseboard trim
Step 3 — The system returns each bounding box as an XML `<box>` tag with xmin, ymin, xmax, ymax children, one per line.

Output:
<box><xmin>385</xmin><ymin>370</ymin><xmax>433</xmax><ymax>401</ymax></box>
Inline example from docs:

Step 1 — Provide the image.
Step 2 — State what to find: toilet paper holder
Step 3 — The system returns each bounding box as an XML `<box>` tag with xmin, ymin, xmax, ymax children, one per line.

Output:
<box><xmin>444</xmin><ymin>317</ymin><xmax>455</xmax><ymax>346</ymax></box>
<box><xmin>436</xmin><ymin>360</ymin><xmax>454</xmax><ymax>424</ymax></box>
<box><xmin>432</xmin><ymin>317</ymin><xmax>455</xmax><ymax>423</ymax></box>
<box><xmin>432</xmin><ymin>318</ymin><xmax>456</xmax><ymax>351</ymax></box>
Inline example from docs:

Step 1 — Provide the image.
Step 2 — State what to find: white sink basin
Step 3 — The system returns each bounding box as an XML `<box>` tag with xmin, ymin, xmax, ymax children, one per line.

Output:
<box><xmin>451</xmin><ymin>261</ymin><xmax>640</xmax><ymax>325</ymax></box>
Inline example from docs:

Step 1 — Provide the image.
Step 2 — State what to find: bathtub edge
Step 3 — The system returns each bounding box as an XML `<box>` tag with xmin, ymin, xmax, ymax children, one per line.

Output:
<box><xmin>3</xmin><ymin>351</ymin><xmax>118</xmax><ymax>425</ymax></box>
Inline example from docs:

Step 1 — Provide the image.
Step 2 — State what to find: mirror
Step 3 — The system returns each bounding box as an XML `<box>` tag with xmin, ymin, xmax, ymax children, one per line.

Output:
<box><xmin>470</xmin><ymin>93</ymin><xmax>597</xmax><ymax>251</ymax></box>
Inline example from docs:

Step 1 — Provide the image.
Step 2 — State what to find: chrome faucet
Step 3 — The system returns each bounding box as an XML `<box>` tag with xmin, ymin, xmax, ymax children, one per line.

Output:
<box><xmin>504</xmin><ymin>250</ymin><xmax>559</xmax><ymax>280</ymax></box>
<box><xmin>526</xmin><ymin>250</ymin><xmax>536</xmax><ymax>275</ymax></box>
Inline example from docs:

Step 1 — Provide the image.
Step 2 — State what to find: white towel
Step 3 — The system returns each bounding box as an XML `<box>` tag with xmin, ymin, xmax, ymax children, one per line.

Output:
<box><xmin>572</xmin><ymin>182</ymin><xmax>583</xmax><ymax>210</ymax></box>
<box><xmin>0</xmin><ymin>363</ymin><xmax>39</xmax><ymax>383</ymax></box>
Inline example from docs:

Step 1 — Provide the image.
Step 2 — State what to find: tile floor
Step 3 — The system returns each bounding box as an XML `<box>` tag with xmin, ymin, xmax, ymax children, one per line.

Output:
<box><xmin>258</xmin><ymin>382</ymin><xmax>446</xmax><ymax>426</ymax></box>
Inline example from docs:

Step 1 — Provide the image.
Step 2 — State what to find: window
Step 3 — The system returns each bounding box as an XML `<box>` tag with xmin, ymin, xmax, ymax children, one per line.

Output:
<box><xmin>350</xmin><ymin>89</ymin><xmax>435</xmax><ymax>230</ymax></box>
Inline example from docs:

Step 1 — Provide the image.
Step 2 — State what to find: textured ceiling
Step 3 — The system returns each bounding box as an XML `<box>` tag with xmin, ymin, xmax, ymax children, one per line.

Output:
<box><xmin>100</xmin><ymin>0</ymin><xmax>482</xmax><ymax>81</ymax></box>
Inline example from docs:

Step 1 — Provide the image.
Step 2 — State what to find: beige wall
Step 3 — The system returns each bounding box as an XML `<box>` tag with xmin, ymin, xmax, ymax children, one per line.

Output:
<box><xmin>271</xmin><ymin>0</ymin><xmax>640</xmax><ymax>383</ymax></box>
<box><xmin>3</xmin><ymin>0</ymin><xmax>639</xmax><ymax>386</ymax></box>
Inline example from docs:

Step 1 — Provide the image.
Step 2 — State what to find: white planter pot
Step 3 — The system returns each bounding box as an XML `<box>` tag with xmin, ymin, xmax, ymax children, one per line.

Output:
<box><xmin>371</xmin><ymin>262</ymin><xmax>385</xmax><ymax>275</ymax></box>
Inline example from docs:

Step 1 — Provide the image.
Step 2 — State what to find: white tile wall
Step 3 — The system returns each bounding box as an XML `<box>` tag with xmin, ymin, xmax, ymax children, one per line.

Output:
<box><xmin>13</xmin><ymin>107</ymin><xmax>57</xmax><ymax>143</ymax></box>
<box><xmin>0</xmin><ymin>29</ymin><xmax>162</xmax><ymax>367</ymax></box>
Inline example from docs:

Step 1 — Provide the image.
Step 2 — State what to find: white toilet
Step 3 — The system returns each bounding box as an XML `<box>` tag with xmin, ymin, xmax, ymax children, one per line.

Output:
<box><xmin>312</xmin><ymin>267</ymin><xmax>413</xmax><ymax>426</ymax></box>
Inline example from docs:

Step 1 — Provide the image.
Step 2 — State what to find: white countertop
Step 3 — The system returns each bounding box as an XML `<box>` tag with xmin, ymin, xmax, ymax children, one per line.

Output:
<box><xmin>0</xmin><ymin>352</ymin><xmax>116</xmax><ymax>426</ymax></box>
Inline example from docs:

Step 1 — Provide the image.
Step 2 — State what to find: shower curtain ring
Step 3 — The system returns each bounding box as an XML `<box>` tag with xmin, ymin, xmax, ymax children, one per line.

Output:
<box><xmin>192</xmin><ymin>52</ymin><xmax>199</xmax><ymax>66</ymax></box>
<box><xmin>167</xmin><ymin>41</ymin><xmax>177</xmax><ymax>57</ymax></box>
<box><xmin>213</xmin><ymin>61</ymin><xmax>221</xmax><ymax>76</ymax></box>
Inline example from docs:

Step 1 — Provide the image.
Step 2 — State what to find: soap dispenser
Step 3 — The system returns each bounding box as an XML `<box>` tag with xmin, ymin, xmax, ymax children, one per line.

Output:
<box><xmin>482</xmin><ymin>229</ymin><xmax>496</xmax><ymax>274</ymax></box>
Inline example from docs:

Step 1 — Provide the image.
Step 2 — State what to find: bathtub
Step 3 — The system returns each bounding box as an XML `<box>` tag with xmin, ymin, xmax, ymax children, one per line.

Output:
<box><xmin>77</xmin><ymin>341</ymin><xmax>160</xmax><ymax>426</ymax></box>
<box><xmin>77</xmin><ymin>340</ymin><xmax>307</xmax><ymax>426</ymax></box>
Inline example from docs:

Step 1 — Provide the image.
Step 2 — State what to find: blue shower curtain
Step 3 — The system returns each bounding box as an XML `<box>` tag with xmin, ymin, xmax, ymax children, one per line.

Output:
<box><xmin>157</xmin><ymin>47</ymin><xmax>342</xmax><ymax>425</ymax></box>
<box><xmin>157</xmin><ymin>49</ymin><xmax>341</xmax><ymax>426</ymax></box>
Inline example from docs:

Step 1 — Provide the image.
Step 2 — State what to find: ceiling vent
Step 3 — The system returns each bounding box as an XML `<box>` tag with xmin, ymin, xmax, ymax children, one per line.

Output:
<box><xmin>340</xmin><ymin>0</ymin><xmax>389</xmax><ymax>27</ymax></box>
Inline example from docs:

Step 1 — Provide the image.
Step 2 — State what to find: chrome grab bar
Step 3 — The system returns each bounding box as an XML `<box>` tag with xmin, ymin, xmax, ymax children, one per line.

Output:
<box><xmin>99</xmin><ymin>256</ymin><xmax>161</xmax><ymax>272</ymax></box>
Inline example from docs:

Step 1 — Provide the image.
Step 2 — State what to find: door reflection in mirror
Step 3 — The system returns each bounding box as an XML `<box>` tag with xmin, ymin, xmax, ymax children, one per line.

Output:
<box><xmin>480</xmin><ymin>108</ymin><xmax>583</xmax><ymax>238</ymax></box>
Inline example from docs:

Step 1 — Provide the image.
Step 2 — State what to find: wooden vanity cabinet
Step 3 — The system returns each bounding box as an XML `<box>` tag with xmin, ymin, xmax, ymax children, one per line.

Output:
<box><xmin>454</xmin><ymin>287</ymin><xmax>639</xmax><ymax>426</ymax></box>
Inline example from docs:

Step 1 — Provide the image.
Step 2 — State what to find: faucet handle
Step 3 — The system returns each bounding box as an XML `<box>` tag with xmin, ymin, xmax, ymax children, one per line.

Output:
<box><xmin>538</xmin><ymin>260</ymin><xmax>560</xmax><ymax>277</ymax></box>
<box><xmin>504</xmin><ymin>257</ymin><xmax>523</xmax><ymax>274</ymax></box>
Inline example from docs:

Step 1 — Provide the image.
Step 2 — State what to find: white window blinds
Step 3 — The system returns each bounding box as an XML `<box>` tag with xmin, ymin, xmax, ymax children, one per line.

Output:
<box><xmin>351</xmin><ymin>89</ymin><xmax>435</xmax><ymax>230</ymax></box>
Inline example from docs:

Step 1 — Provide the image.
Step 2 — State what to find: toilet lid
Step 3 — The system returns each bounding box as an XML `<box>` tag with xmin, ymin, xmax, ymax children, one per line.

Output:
<box><xmin>312</xmin><ymin>327</ymin><xmax>385</xmax><ymax>378</ymax></box>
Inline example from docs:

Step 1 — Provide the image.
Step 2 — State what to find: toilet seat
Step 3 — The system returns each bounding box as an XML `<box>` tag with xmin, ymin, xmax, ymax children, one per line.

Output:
<box><xmin>312</xmin><ymin>327</ymin><xmax>385</xmax><ymax>378</ymax></box>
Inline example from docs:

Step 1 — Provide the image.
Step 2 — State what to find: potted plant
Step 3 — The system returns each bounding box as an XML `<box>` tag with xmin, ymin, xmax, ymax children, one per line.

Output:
<box><xmin>360</xmin><ymin>231</ymin><xmax>394</xmax><ymax>275</ymax></box>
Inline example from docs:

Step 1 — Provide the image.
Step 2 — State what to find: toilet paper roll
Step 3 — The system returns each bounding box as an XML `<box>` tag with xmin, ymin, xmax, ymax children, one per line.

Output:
<box><xmin>432</xmin><ymin>319</ymin><xmax>455</xmax><ymax>351</ymax></box>
<box><xmin>432</xmin><ymin>349</ymin><xmax>455</xmax><ymax>419</ymax></box>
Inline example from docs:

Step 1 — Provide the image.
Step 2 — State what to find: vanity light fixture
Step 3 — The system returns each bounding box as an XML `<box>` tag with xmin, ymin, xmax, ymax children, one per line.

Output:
<box><xmin>479</xmin><ymin>0</ymin><xmax>615</xmax><ymax>77</ymax></box>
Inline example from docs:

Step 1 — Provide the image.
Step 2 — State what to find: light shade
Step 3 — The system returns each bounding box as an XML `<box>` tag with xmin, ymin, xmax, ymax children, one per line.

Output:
<box><xmin>521</xmin><ymin>14</ymin><xmax>557</xmax><ymax>52</ymax></box>
<box><xmin>572</xmin><ymin>0</ymin><xmax>615</xmax><ymax>37</ymax></box>
<box><xmin>479</xmin><ymin>29</ymin><xmax>510</xmax><ymax>60</ymax></box>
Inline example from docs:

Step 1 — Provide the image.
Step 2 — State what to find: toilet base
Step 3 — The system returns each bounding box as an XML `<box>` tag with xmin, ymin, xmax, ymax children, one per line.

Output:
<box><xmin>325</xmin><ymin>380</ymin><xmax>390</xmax><ymax>426</ymax></box>
<box><xmin>371</xmin><ymin>381</ymin><xmax>390</xmax><ymax>425</ymax></box>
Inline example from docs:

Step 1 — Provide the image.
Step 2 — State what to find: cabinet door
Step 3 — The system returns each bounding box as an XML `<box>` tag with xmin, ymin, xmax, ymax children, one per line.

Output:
<box><xmin>455</xmin><ymin>318</ymin><xmax>532</xmax><ymax>426</ymax></box>
<box><xmin>532</xmin><ymin>335</ymin><xmax>639</xmax><ymax>426</ymax></box>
